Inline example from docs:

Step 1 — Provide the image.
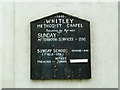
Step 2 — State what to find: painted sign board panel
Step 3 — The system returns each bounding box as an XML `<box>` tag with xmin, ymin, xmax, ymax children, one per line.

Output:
<box><xmin>30</xmin><ymin>12</ymin><xmax>91</xmax><ymax>79</ymax></box>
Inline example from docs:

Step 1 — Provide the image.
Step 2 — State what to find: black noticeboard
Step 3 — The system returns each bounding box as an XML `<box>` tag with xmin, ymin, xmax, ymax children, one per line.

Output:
<box><xmin>30</xmin><ymin>12</ymin><xmax>91</xmax><ymax>80</ymax></box>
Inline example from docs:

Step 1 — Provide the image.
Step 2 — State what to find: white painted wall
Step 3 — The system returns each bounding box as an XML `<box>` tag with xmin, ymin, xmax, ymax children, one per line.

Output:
<box><xmin>0</xmin><ymin>2</ymin><xmax>3</xmax><ymax>90</ymax></box>
<box><xmin>1</xmin><ymin>3</ymin><xmax>15</xmax><ymax>88</ymax></box>
<box><xmin>1</xmin><ymin>2</ymin><xmax>118</xmax><ymax>88</ymax></box>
